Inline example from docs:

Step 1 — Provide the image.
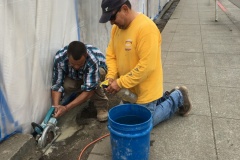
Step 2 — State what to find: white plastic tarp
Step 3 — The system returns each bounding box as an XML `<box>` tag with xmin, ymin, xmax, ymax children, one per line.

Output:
<box><xmin>0</xmin><ymin>0</ymin><xmax>78</xmax><ymax>142</ymax></box>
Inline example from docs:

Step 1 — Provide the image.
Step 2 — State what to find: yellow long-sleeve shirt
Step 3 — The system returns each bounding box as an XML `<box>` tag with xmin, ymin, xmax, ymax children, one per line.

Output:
<box><xmin>106</xmin><ymin>13</ymin><xmax>163</xmax><ymax>104</ymax></box>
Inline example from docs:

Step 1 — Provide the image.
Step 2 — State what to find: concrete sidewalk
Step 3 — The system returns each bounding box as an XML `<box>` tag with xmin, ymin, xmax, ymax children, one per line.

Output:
<box><xmin>87</xmin><ymin>0</ymin><xmax>240</xmax><ymax>159</ymax></box>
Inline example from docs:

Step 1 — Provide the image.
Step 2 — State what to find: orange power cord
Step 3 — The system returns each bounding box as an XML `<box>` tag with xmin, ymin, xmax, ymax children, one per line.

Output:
<box><xmin>78</xmin><ymin>133</ymin><xmax>110</xmax><ymax>160</ymax></box>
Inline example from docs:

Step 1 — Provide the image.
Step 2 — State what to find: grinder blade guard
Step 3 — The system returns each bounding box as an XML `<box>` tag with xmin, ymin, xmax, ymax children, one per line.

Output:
<box><xmin>31</xmin><ymin>92</ymin><xmax>77</xmax><ymax>148</ymax></box>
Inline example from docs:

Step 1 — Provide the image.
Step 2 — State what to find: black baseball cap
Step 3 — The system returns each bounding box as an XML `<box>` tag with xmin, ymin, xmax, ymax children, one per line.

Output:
<box><xmin>99</xmin><ymin>0</ymin><xmax>127</xmax><ymax>23</ymax></box>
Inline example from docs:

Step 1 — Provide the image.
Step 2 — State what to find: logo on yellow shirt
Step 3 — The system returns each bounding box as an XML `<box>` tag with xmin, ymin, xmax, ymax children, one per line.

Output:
<box><xmin>125</xmin><ymin>39</ymin><xmax>132</xmax><ymax>51</ymax></box>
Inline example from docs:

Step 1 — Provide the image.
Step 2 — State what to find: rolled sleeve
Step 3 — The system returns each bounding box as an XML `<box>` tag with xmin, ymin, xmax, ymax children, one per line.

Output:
<box><xmin>51</xmin><ymin>84</ymin><xmax>64</xmax><ymax>92</ymax></box>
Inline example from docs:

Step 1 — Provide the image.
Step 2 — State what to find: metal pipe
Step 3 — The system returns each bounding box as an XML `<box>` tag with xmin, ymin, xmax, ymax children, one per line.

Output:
<box><xmin>74</xmin><ymin>0</ymin><xmax>80</xmax><ymax>40</ymax></box>
<box><xmin>215</xmin><ymin>0</ymin><xmax>218</xmax><ymax>21</ymax></box>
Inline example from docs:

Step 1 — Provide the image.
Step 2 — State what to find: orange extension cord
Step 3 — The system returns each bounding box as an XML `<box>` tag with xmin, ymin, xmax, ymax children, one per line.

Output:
<box><xmin>78</xmin><ymin>133</ymin><xmax>110</xmax><ymax>160</ymax></box>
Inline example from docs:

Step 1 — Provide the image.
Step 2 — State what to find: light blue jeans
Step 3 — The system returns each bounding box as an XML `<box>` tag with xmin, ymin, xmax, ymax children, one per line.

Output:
<box><xmin>139</xmin><ymin>90</ymin><xmax>183</xmax><ymax>127</ymax></box>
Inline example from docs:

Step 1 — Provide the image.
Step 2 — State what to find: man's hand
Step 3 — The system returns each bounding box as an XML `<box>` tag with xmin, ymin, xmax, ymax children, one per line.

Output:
<box><xmin>106</xmin><ymin>78</ymin><xmax>114</xmax><ymax>85</ymax></box>
<box><xmin>53</xmin><ymin>105</ymin><xmax>68</xmax><ymax>118</ymax></box>
<box><xmin>105</xmin><ymin>79</ymin><xmax>121</xmax><ymax>94</ymax></box>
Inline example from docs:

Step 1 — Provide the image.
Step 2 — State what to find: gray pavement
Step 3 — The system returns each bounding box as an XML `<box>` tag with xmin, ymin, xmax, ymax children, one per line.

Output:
<box><xmin>229</xmin><ymin>0</ymin><xmax>240</xmax><ymax>9</ymax></box>
<box><xmin>1</xmin><ymin>0</ymin><xmax>240</xmax><ymax>159</ymax></box>
<box><xmin>219</xmin><ymin>0</ymin><xmax>240</xmax><ymax>30</ymax></box>
<box><xmin>87</xmin><ymin>0</ymin><xmax>240</xmax><ymax>159</ymax></box>
<box><xmin>0</xmin><ymin>134</ymin><xmax>42</xmax><ymax>160</ymax></box>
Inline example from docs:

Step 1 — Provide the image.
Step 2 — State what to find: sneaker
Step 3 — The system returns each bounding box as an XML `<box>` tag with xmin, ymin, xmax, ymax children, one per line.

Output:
<box><xmin>97</xmin><ymin>109</ymin><xmax>108</xmax><ymax>122</ymax></box>
<box><xmin>177</xmin><ymin>86</ymin><xmax>192</xmax><ymax>116</ymax></box>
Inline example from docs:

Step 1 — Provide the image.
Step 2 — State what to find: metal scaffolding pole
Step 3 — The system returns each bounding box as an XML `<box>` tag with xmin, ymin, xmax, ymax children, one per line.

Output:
<box><xmin>215</xmin><ymin>0</ymin><xmax>218</xmax><ymax>21</ymax></box>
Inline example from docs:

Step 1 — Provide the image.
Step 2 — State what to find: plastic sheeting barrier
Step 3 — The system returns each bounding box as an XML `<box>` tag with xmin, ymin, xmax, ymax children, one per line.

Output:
<box><xmin>0</xmin><ymin>88</ymin><xmax>22</xmax><ymax>142</ymax></box>
<box><xmin>0</xmin><ymin>0</ymin><xmax>78</xmax><ymax>142</ymax></box>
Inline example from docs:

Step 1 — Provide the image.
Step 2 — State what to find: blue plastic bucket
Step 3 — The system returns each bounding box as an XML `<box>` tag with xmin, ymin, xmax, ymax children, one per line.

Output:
<box><xmin>108</xmin><ymin>104</ymin><xmax>153</xmax><ymax>160</ymax></box>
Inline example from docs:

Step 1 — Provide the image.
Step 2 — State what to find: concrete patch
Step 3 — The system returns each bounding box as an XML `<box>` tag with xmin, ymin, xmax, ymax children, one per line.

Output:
<box><xmin>0</xmin><ymin>134</ymin><xmax>42</xmax><ymax>160</ymax></box>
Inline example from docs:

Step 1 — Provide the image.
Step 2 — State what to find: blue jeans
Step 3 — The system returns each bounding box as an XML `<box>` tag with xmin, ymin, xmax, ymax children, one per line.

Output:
<box><xmin>139</xmin><ymin>90</ymin><xmax>183</xmax><ymax>127</ymax></box>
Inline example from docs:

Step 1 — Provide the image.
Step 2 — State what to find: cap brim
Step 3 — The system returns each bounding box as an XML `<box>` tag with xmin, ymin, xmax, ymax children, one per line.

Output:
<box><xmin>99</xmin><ymin>11</ymin><xmax>112</xmax><ymax>23</ymax></box>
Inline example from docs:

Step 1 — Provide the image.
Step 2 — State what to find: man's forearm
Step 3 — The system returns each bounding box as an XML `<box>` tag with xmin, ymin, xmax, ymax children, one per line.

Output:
<box><xmin>51</xmin><ymin>90</ymin><xmax>62</xmax><ymax>106</ymax></box>
<box><xmin>65</xmin><ymin>91</ymin><xmax>95</xmax><ymax>111</ymax></box>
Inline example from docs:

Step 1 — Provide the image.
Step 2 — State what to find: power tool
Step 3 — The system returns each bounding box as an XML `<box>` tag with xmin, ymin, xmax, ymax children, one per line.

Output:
<box><xmin>31</xmin><ymin>93</ymin><xmax>77</xmax><ymax>149</ymax></box>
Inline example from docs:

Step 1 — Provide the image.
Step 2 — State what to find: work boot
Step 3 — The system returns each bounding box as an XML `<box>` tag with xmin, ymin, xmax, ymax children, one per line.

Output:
<box><xmin>165</xmin><ymin>87</ymin><xmax>178</xmax><ymax>96</ymax></box>
<box><xmin>97</xmin><ymin>109</ymin><xmax>108</xmax><ymax>122</ymax></box>
<box><xmin>177</xmin><ymin>86</ymin><xmax>192</xmax><ymax>116</ymax></box>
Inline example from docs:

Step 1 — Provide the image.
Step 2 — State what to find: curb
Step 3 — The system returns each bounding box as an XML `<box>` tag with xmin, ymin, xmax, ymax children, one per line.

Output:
<box><xmin>0</xmin><ymin>133</ymin><xmax>42</xmax><ymax>160</ymax></box>
<box><xmin>218</xmin><ymin>0</ymin><xmax>240</xmax><ymax>31</ymax></box>
<box><xmin>158</xmin><ymin>0</ymin><xmax>175</xmax><ymax>19</ymax></box>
